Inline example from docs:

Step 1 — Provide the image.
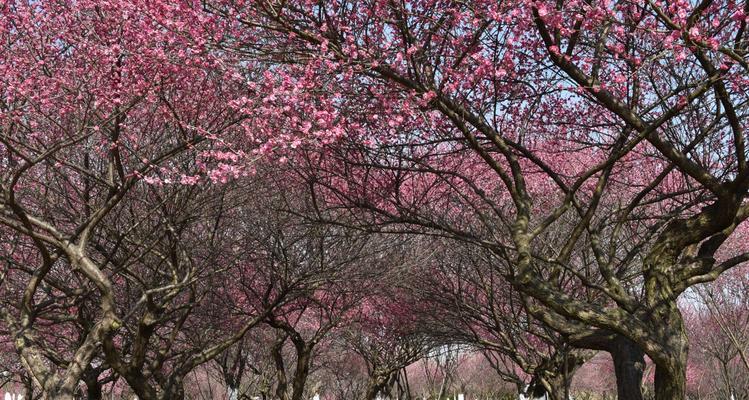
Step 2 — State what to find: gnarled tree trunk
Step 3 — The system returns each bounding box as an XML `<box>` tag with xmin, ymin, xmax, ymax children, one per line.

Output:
<box><xmin>651</xmin><ymin>323</ymin><xmax>688</xmax><ymax>400</ymax></box>
<box><xmin>611</xmin><ymin>336</ymin><xmax>645</xmax><ymax>400</ymax></box>
<box><xmin>289</xmin><ymin>345</ymin><xmax>313</xmax><ymax>400</ymax></box>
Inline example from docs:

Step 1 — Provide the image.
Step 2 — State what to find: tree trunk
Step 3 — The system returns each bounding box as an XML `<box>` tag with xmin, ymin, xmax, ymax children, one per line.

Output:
<box><xmin>364</xmin><ymin>379</ymin><xmax>386</xmax><ymax>400</ymax></box>
<box><xmin>654</xmin><ymin>360</ymin><xmax>687</xmax><ymax>400</ymax></box>
<box><xmin>539</xmin><ymin>375</ymin><xmax>566</xmax><ymax>400</ymax></box>
<box><xmin>290</xmin><ymin>347</ymin><xmax>312</xmax><ymax>400</ymax></box>
<box><xmin>80</xmin><ymin>367</ymin><xmax>105</xmax><ymax>400</ymax></box>
<box><xmin>402</xmin><ymin>368</ymin><xmax>412</xmax><ymax>400</ymax></box>
<box><xmin>85</xmin><ymin>378</ymin><xmax>103</xmax><ymax>400</ymax></box>
<box><xmin>571</xmin><ymin>332</ymin><xmax>645</xmax><ymax>400</ymax></box>
<box><xmin>611</xmin><ymin>337</ymin><xmax>645</xmax><ymax>400</ymax></box>
<box><xmin>650</xmin><ymin>305</ymin><xmax>689</xmax><ymax>400</ymax></box>
<box><xmin>271</xmin><ymin>340</ymin><xmax>289</xmax><ymax>400</ymax></box>
<box><xmin>364</xmin><ymin>376</ymin><xmax>387</xmax><ymax>400</ymax></box>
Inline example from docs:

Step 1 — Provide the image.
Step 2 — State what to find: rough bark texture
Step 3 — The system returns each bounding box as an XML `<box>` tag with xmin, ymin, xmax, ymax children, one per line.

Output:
<box><xmin>611</xmin><ymin>337</ymin><xmax>645</xmax><ymax>400</ymax></box>
<box><xmin>652</xmin><ymin>325</ymin><xmax>689</xmax><ymax>400</ymax></box>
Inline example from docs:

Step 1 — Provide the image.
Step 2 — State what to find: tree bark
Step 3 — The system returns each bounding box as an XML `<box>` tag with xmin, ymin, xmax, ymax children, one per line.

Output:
<box><xmin>365</xmin><ymin>382</ymin><xmax>384</xmax><ymax>400</ymax></box>
<box><xmin>365</xmin><ymin>374</ymin><xmax>389</xmax><ymax>400</ymax></box>
<box><xmin>533</xmin><ymin>374</ymin><xmax>566</xmax><ymax>400</ymax></box>
<box><xmin>83</xmin><ymin>372</ymin><xmax>103</xmax><ymax>400</ymax></box>
<box><xmin>611</xmin><ymin>337</ymin><xmax>645</xmax><ymax>400</ymax></box>
<box><xmin>654</xmin><ymin>362</ymin><xmax>687</xmax><ymax>400</ymax></box>
<box><xmin>290</xmin><ymin>346</ymin><xmax>312</xmax><ymax>400</ymax></box>
<box><xmin>271</xmin><ymin>339</ymin><xmax>289</xmax><ymax>400</ymax></box>
<box><xmin>653</xmin><ymin>347</ymin><xmax>688</xmax><ymax>400</ymax></box>
<box><xmin>570</xmin><ymin>332</ymin><xmax>646</xmax><ymax>400</ymax></box>
<box><xmin>645</xmin><ymin>271</ymin><xmax>690</xmax><ymax>400</ymax></box>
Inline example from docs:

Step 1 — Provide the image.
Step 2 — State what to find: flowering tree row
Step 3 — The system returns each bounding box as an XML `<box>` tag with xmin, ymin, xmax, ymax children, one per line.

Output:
<box><xmin>2</xmin><ymin>0</ymin><xmax>749</xmax><ymax>399</ymax></box>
